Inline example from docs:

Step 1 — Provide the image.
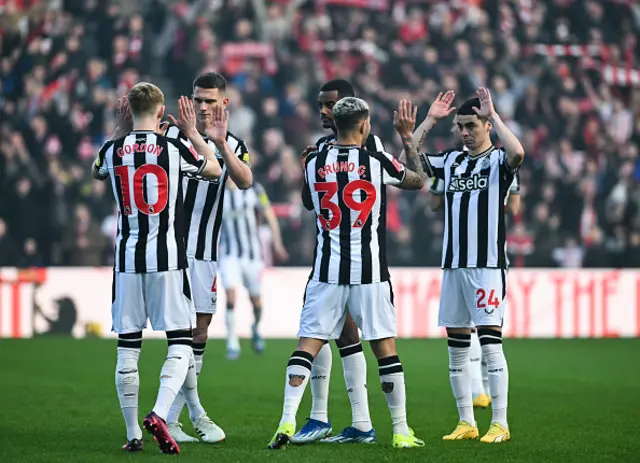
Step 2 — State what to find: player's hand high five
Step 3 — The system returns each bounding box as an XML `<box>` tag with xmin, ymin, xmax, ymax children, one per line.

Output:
<box><xmin>472</xmin><ymin>87</ymin><xmax>496</xmax><ymax>119</ymax></box>
<box><xmin>426</xmin><ymin>91</ymin><xmax>456</xmax><ymax>121</ymax></box>
<box><xmin>168</xmin><ymin>96</ymin><xmax>199</xmax><ymax>138</ymax></box>
<box><xmin>393</xmin><ymin>99</ymin><xmax>418</xmax><ymax>138</ymax></box>
<box><xmin>112</xmin><ymin>96</ymin><xmax>133</xmax><ymax>139</ymax></box>
<box><xmin>204</xmin><ymin>103</ymin><xmax>229</xmax><ymax>144</ymax></box>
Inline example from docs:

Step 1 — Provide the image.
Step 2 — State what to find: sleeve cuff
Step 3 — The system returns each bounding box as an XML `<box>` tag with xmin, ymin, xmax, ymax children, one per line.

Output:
<box><xmin>196</xmin><ymin>157</ymin><xmax>207</xmax><ymax>175</ymax></box>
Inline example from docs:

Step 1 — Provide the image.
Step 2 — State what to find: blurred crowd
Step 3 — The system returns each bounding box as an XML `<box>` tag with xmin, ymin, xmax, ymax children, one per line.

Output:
<box><xmin>1</xmin><ymin>0</ymin><xmax>640</xmax><ymax>268</ymax></box>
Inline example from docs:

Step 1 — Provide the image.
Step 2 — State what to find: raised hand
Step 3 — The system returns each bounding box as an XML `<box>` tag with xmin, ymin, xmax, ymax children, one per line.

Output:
<box><xmin>168</xmin><ymin>96</ymin><xmax>198</xmax><ymax>137</ymax></box>
<box><xmin>204</xmin><ymin>103</ymin><xmax>229</xmax><ymax>143</ymax></box>
<box><xmin>116</xmin><ymin>96</ymin><xmax>133</xmax><ymax>132</ymax></box>
<box><xmin>426</xmin><ymin>90</ymin><xmax>456</xmax><ymax>121</ymax></box>
<box><xmin>472</xmin><ymin>87</ymin><xmax>496</xmax><ymax>119</ymax></box>
<box><xmin>393</xmin><ymin>99</ymin><xmax>418</xmax><ymax>138</ymax></box>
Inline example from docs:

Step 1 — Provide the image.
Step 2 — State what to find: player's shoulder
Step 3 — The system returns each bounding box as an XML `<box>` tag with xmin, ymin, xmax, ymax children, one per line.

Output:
<box><xmin>163</xmin><ymin>137</ymin><xmax>185</xmax><ymax>150</ymax></box>
<box><xmin>304</xmin><ymin>149</ymin><xmax>320</xmax><ymax>167</ymax></box>
<box><xmin>435</xmin><ymin>147</ymin><xmax>461</xmax><ymax>159</ymax></box>
<box><xmin>153</xmin><ymin>126</ymin><xmax>192</xmax><ymax>151</ymax></box>
<box><xmin>306</xmin><ymin>142</ymin><xmax>337</xmax><ymax>165</ymax></box>
<box><xmin>226</xmin><ymin>130</ymin><xmax>246</xmax><ymax>150</ymax></box>
<box><xmin>363</xmin><ymin>148</ymin><xmax>394</xmax><ymax>162</ymax></box>
<box><xmin>316</xmin><ymin>134</ymin><xmax>334</xmax><ymax>146</ymax></box>
<box><xmin>364</xmin><ymin>133</ymin><xmax>384</xmax><ymax>151</ymax></box>
<box><xmin>99</xmin><ymin>138</ymin><xmax>116</xmax><ymax>151</ymax></box>
<box><xmin>362</xmin><ymin>148</ymin><xmax>386</xmax><ymax>159</ymax></box>
<box><xmin>362</xmin><ymin>149</ymin><xmax>404</xmax><ymax>171</ymax></box>
<box><xmin>156</xmin><ymin>134</ymin><xmax>199</xmax><ymax>159</ymax></box>
<box><xmin>162</xmin><ymin>123</ymin><xmax>188</xmax><ymax>141</ymax></box>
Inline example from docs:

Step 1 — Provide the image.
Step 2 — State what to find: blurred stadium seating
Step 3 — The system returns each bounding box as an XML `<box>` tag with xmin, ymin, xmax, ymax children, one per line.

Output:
<box><xmin>1</xmin><ymin>0</ymin><xmax>639</xmax><ymax>268</ymax></box>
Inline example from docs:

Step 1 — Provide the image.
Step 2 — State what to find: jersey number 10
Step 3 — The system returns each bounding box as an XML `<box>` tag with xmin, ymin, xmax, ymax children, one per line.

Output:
<box><xmin>316</xmin><ymin>180</ymin><xmax>376</xmax><ymax>230</ymax></box>
<box><xmin>115</xmin><ymin>165</ymin><xmax>169</xmax><ymax>215</ymax></box>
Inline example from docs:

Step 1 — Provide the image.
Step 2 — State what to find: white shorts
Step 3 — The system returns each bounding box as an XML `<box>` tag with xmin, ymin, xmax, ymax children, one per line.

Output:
<box><xmin>111</xmin><ymin>269</ymin><xmax>196</xmax><ymax>334</ymax></box>
<box><xmin>298</xmin><ymin>280</ymin><xmax>396</xmax><ymax>341</ymax></box>
<box><xmin>438</xmin><ymin>268</ymin><xmax>506</xmax><ymax>328</ymax></box>
<box><xmin>187</xmin><ymin>257</ymin><xmax>218</xmax><ymax>314</ymax></box>
<box><xmin>219</xmin><ymin>256</ymin><xmax>263</xmax><ymax>296</ymax></box>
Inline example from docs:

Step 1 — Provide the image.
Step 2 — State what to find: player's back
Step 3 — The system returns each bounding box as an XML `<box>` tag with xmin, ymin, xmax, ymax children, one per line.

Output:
<box><xmin>304</xmin><ymin>145</ymin><xmax>406</xmax><ymax>285</ymax></box>
<box><xmin>95</xmin><ymin>130</ymin><xmax>206</xmax><ymax>273</ymax></box>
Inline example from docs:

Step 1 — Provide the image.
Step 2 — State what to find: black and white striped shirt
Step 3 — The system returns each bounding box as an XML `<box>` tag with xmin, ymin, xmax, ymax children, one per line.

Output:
<box><xmin>219</xmin><ymin>183</ymin><xmax>268</xmax><ymax>261</ymax></box>
<box><xmin>303</xmin><ymin>146</ymin><xmax>406</xmax><ymax>284</ymax></box>
<box><xmin>422</xmin><ymin>146</ymin><xmax>517</xmax><ymax>269</ymax></box>
<box><xmin>94</xmin><ymin>131</ymin><xmax>206</xmax><ymax>273</ymax></box>
<box><xmin>164</xmin><ymin>125</ymin><xmax>250</xmax><ymax>262</ymax></box>
<box><xmin>316</xmin><ymin>132</ymin><xmax>385</xmax><ymax>153</ymax></box>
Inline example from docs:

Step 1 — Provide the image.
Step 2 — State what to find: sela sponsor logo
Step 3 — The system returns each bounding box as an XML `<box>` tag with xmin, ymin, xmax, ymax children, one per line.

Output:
<box><xmin>318</xmin><ymin>161</ymin><xmax>367</xmax><ymax>179</ymax></box>
<box><xmin>448</xmin><ymin>174</ymin><xmax>489</xmax><ymax>192</ymax></box>
<box><xmin>117</xmin><ymin>143</ymin><xmax>163</xmax><ymax>157</ymax></box>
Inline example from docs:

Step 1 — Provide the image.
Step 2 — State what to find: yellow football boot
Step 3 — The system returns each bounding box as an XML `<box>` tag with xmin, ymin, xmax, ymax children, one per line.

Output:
<box><xmin>480</xmin><ymin>422</ymin><xmax>510</xmax><ymax>443</ymax></box>
<box><xmin>443</xmin><ymin>420</ymin><xmax>479</xmax><ymax>440</ymax></box>
<box><xmin>473</xmin><ymin>393</ymin><xmax>491</xmax><ymax>408</ymax></box>
<box><xmin>267</xmin><ymin>422</ymin><xmax>295</xmax><ymax>449</ymax></box>
<box><xmin>392</xmin><ymin>428</ymin><xmax>425</xmax><ymax>448</ymax></box>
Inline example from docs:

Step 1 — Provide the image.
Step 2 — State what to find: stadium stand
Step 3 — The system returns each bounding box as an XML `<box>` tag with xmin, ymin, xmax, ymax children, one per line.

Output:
<box><xmin>1</xmin><ymin>0</ymin><xmax>639</xmax><ymax>268</ymax></box>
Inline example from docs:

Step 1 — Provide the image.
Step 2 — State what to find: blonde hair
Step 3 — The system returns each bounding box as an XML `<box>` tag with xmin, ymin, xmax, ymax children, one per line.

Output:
<box><xmin>127</xmin><ymin>82</ymin><xmax>164</xmax><ymax>117</ymax></box>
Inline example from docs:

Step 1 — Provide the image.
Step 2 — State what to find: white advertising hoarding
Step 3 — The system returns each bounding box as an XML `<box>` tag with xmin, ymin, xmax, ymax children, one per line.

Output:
<box><xmin>1</xmin><ymin>267</ymin><xmax>638</xmax><ymax>339</ymax></box>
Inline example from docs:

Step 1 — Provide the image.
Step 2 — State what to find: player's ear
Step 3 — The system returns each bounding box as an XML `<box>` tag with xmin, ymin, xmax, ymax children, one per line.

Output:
<box><xmin>223</xmin><ymin>96</ymin><xmax>230</xmax><ymax>108</ymax></box>
<box><xmin>158</xmin><ymin>105</ymin><xmax>165</xmax><ymax>120</ymax></box>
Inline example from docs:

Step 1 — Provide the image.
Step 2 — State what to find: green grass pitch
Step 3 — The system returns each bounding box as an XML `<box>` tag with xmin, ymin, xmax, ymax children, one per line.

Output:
<box><xmin>1</xmin><ymin>338</ymin><xmax>639</xmax><ymax>462</ymax></box>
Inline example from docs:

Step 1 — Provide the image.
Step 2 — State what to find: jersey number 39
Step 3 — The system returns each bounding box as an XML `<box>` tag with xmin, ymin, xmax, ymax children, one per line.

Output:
<box><xmin>316</xmin><ymin>180</ymin><xmax>376</xmax><ymax>230</ymax></box>
<box><xmin>115</xmin><ymin>165</ymin><xmax>169</xmax><ymax>215</ymax></box>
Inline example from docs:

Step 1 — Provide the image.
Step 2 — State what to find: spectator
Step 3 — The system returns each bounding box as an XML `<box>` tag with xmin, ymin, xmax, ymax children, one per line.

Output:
<box><xmin>1</xmin><ymin>0</ymin><xmax>639</xmax><ymax>268</ymax></box>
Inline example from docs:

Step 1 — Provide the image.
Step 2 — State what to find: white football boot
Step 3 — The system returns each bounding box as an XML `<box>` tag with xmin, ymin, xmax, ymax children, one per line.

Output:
<box><xmin>193</xmin><ymin>415</ymin><xmax>226</xmax><ymax>443</ymax></box>
<box><xmin>167</xmin><ymin>422</ymin><xmax>199</xmax><ymax>443</ymax></box>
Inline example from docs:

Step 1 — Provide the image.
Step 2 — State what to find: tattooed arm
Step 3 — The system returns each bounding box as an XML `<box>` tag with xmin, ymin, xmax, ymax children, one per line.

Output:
<box><xmin>390</xmin><ymin>99</ymin><xmax>425</xmax><ymax>190</ymax></box>
<box><xmin>397</xmin><ymin>133</ymin><xmax>425</xmax><ymax>190</ymax></box>
<box><xmin>398</xmin><ymin>116</ymin><xmax>437</xmax><ymax>163</ymax></box>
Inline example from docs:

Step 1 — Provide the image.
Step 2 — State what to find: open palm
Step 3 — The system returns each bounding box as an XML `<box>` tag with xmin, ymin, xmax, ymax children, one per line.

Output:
<box><xmin>472</xmin><ymin>87</ymin><xmax>495</xmax><ymax>119</ymax></box>
<box><xmin>427</xmin><ymin>90</ymin><xmax>456</xmax><ymax>120</ymax></box>
<box><xmin>168</xmin><ymin>96</ymin><xmax>198</xmax><ymax>136</ymax></box>
<box><xmin>205</xmin><ymin>104</ymin><xmax>229</xmax><ymax>143</ymax></box>
<box><xmin>116</xmin><ymin>97</ymin><xmax>133</xmax><ymax>132</ymax></box>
